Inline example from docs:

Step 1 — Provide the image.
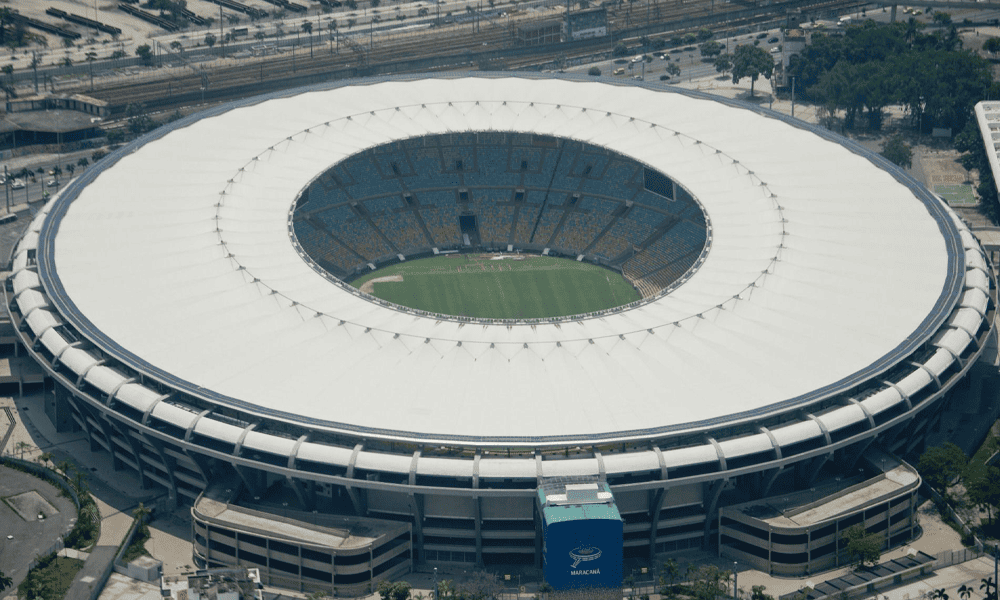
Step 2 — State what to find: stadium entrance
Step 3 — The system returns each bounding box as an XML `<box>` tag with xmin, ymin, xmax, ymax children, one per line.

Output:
<box><xmin>538</xmin><ymin>480</ymin><xmax>623</xmax><ymax>592</ymax></box>
<box><xmin>459</xmin><ymin>213</ymin><xmax>479</xmax><ymax>246</ymax></box>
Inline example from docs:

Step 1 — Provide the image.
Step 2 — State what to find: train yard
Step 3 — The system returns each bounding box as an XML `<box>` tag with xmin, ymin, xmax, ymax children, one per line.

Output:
<box><xmin>34</xmin><ymin>0</ymin><xmax>866</xmax><ymax>118</ymax></box>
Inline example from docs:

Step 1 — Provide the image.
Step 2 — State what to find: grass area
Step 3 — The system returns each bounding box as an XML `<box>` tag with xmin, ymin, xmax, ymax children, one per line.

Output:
<box><xmin>18</xmin><ymin>554</ymin><xmax>84</xmax><ymax>600</ymax></box>
<box><xmin>120</xmin><ymin>525</ymin><xmax>151</xmax><ymax>564</ymax></box>
<box><xmin>935</xmin><ymin>184</ymin><xmax>976</xmax><ymax>206</ymax></box>
<box><xmin>351</xmin><ymin>254</ymin><xmax>640</xmax><ymax>319</ymax></box>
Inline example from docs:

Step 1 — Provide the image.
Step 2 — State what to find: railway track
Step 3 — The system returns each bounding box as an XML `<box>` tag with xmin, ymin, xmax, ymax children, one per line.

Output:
<box><xmin>77</xmin><ymin>0</ymin><xmax>862</xmax><ymax>114</ymax></box>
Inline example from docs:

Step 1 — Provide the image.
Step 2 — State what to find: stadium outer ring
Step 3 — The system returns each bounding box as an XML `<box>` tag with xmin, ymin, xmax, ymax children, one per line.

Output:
<box><xmin>5</xmin><ymin>74</ymin><xmax>995</xmax><ymax>525</ymax></box>
<box><xmin>28</xmin><ymin>73</ymin><xmax>972</xmax><ymax>445</ymax></box>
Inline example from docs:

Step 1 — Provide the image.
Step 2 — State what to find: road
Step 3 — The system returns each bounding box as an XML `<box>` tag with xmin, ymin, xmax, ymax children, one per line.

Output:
<box><xmin>564</xmin><ymin>29</ymin><xmax>783</xmax><ymax>83</ymax></box>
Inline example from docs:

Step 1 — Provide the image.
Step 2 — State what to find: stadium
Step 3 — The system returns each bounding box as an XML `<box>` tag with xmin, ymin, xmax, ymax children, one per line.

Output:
<box><xmin>5</xmin><ymin>73</ymin><xmax>997</xmax><ymax>594</ymax></box>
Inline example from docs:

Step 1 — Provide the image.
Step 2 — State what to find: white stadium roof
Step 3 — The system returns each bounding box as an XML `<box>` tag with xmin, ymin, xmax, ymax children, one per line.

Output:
<box><xmin>34</xmin><ymin>75</ymin><xmax>964</xmax><ymax>444</ymax></box>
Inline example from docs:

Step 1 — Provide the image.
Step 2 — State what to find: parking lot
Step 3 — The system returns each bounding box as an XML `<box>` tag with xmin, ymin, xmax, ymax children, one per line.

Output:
<box><xmin>0</xmin><ymin>464</ymin><xmax>77</xmax><ymax>598</ymax></box>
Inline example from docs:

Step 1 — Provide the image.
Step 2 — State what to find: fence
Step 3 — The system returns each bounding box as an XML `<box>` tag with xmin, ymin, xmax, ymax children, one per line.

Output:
<box><xmin>934</xmin><ymin>547</ymin><xmax>985</xmax><ymax>569</ymax></box>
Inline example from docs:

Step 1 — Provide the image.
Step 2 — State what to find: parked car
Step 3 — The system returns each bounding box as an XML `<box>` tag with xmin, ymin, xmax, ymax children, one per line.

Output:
<box><xmin>768</xmin><ymin>36</ymin><xmax>779</xmax><ymax>43</ymax></box>
<box><xmin>11</xmin><ymin>180</ymin><xmax>25</xmax><ymax>190</ymax></box>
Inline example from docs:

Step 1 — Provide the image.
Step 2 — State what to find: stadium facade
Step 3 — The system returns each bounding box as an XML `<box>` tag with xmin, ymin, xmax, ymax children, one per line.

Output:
<box><xmin>5</xmin><ymin>74</ymin><xmax>996</xmax><ymax>592</ymax></box>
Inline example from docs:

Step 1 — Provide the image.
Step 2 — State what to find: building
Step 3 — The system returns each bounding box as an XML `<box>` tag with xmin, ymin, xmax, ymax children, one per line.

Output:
<box><xmin>538</xmin><ymin>480</ymin><xmax>623</xmax><ymax>590</ymax></box>
<box><xmin>564</xmin><ymin>8</ymin><xmax>607</xmax><ymax>40</ymax></box>
<box><xmin>192</xmin><ymin>482</ymin><xmax>412</xmax><ymax>595</ymax></box>
<box><xmin>516</xmin><ymin>19</ymin><xmax>562</xmax><ymax>45</ymax></box>
<box><xmin>162</xmin><ymin>567</ymin><xmax>263</xmax><ymax>600</ymax></box>
<box><xmin>5</xmin><ymin>74</ymin><xmax>995</xmax><ymax>588</ymax></box>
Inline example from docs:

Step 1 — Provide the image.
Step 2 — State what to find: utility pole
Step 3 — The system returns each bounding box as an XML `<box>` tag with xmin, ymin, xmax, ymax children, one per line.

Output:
<box><xmin>220</xmin><ymin>4</ymin><xmax>225</xmax><ymax>58</ymax></box>
<box><xmin>4</xmin><ymin>166</ymin><xmax>9</xmax><ymax>214</ymax></box>
<box><xmin>791</xmin><ymin>76</ymin><xmax>795</xmax><ymax>118</ymax></box>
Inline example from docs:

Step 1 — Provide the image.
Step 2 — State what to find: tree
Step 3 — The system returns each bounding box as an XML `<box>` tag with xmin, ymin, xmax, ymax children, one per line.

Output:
<box><xmin>62</xmin><ymin>56</ymin><xmax>72</xmax><ymax>68</ymax></box>
<box><xmin>56</xmin><ymin>460</ymin><xmax>73</xmax><ymax>476</ymax></box>
<box><xmin>588</xmin><ymin>66</ymin><xmax>601</xmax><ymax>76</ymax></box>
<box><xmin>880</xmin><ymin>135</ymin><xmax>912</xmax><ymax>168</ymax></box>
<box><xmin>659</xmin><ymin>558</ymin><xmax>680</xmax><ymax>597</ymax></box>
<box><xmin>376</xmin><ymin>581</ymin><xmax>411</xmax><ymax>600</ymax></box>
<box><xmin>731</xmin><ymin>44</ymin><xmax>773</xmax><ymax>96</ymax></box>
<box><xmin>965</xmin><ymin>462</ymin><xmax>1000</xmax><ymax>527</ymax></box>
<box><xmin>66</xmin><ymin>164</ymin><xmax>75</xmax><ymax>178</ymax></box>
<box><xmin>933</xmin><ymin>11</ymin><xmax>952</xmax><ymax>26</ymax></box>
<box><xmin>917</xmin><ymin>442</ymin><xmax>967</xmax><ymax>493</ymax></box>
<box><xmin>984</xmin><ymin>37</ymin><xmax>1000</xmax><ymax>57</ymax></box>
<box><xmin>0</xmin><ymin>570</ymin><xmax>12</xmax><ymax>594</ymax></box>
<box><xmin>15</xmin><ymin>440</ymin><xmax>33</xmax><ymax>459</ymax></box>
<box><xmin>371</xmin><ymin>0</ymin><xmax>381</xmax><ymax>9</ymax></box>
<box><xmin>73</xmin><ymin>470</ymin><xmax>88</xmax><ymax>494</ymax></box>
<box><xmin>751</xmin><ymin>586</ymin><xmax>775</xmax><ymax>600</ymax></box>
<box><xmin>458</xmin><ymin>571</ymin><xmax>502</xmax><ymax>600</ymax></box>
<box><xmin>77</xmin><ymin>157</ymin><xmax>89</xmax><ymax>170</ymax></box>
<box><xmin>38</xmin><ymin>452</ymin><xmax>53</xmax><ymax>466</ymax></box>
<box><xmin>699</xmin><ymin>40</ymin><xmax>723</xmax><ymax>59</ymax></box>
<box><xmin>688</xmin><ymin>565</ymin><xmax>732</xmax><ymax>600</ymax></box>
<box><xmin>714</xmin><ymin>53</ymin><xmax>733</xmax><ymax>76</ymax></box>
<box><xmin>127</xmin><ymin>103</ymin><xmax>156</xmax><ymax>136</ymax></box>
<box><xmin>346</xmin><ymin>0</ymin><xmax>358</xmax><ymax>9</ymax></box>
<box><xmin>666</xmin><ymin>62</ymin><xmax>681</xmax><ymax>77</ymax></box>
<box><xmin>931</xmin><ymin>589</ymin><xmax>949</xmax><ymax>600</ymax></box>
<box><xmin>135</xmin><ymin>43</ymin><xmax>153</xmax><ymax>65</ymax></box>
<box><xmin>302</xmin><ymin>21</ymin><xmax>313</xmax><ymax>58</ymax></box>
<box><xmin>132</xmin><ymin>503</ymin><xmax>152</xmax><ymax>537</ymax></box>
<box><xmin>697</xmin><ymin>27</ymin><xmax>713</xmax><ymax>41</ymax></box>
<box><xmin>982</xmin><ymin>577</ymin><xmax>997</xmax><ymax>600</ymax></box>
<box><xmin>613</xmin><ymin>42</ymin><xmax>628</xmax><ymax>57</ymax></box>
<box><xmin>842</xmin><ymin>524</ymin><xmax>882</xmax><ymax>570</ymax></box>
<box><xmin>204</xmin><ymin>33</ymin><xmax>216</xmax><ymax>48</ymax></box>
<box><xmin>958</xmin><ymin>584</ymin><xmax>973</xmax><ymax>600</ymax></box>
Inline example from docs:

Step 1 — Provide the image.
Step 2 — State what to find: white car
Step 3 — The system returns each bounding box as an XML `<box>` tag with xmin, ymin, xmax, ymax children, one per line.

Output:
<box><xmin>47</xmin><ymin>179</ymin><xmax>59</xmax><ymax>187</ymax></box>
<box><xmin>11</xmin><ymin>180</ymin><xmax>24</xmax><ymax>190</ymax></box>
<box><xmin>631</xmin><ymin>54</ymin><xmax>644</xmax><ymax>63</ymax></box>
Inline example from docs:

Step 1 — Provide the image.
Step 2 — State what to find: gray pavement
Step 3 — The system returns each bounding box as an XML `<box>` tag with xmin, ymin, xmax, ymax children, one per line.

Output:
<box><xmin>1</xmin><ymin>391</ymin><xmax>163</xmax><ymax>600</ymax></box>
<box><xmin>0</xmin><ymin>465</ymin><xmax>77</xmax><ymax>600</ymax></box>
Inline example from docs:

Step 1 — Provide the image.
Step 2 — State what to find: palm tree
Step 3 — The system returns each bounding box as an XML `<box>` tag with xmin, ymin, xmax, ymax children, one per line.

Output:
<box><xmin>56</xmin><ymin>459</ymin><xmax>73</xmax><ymax>476</ymax></box>
<box><xmin>14</xmin><ymin>440</ymin><xmax>32</xmax><ymax>459</ymax></box>
<box><xmin>981</xmin><ymin>578</ymin><xmax>996</xmax><ymax>600</ymax></box>
<box><xmin>77</xmin><ymin>157</ymin><xmax>89</xmax><ymax>170</ymax></box>
<box><xmin>73</xmin><ymin>470</ymin><xmax>88</xmax><ymax>494</ymax></box>
<box><xmin>958</xmin><ymin>585</ymin><xmax>972</xmax><ymax>600</ymax></box>
<box><xmin>327</xmin><ymin>20</ymin><xmax>337</xmax><ymax>53</ymax></box>
<box><xmin>66</xmin><ymin>164</ymin><xmax>75</xmax><ymax>178</ymax></box>
<box><xmin>931</xmin><ymin>589</ymin><xmax>949</xmax><ymax>600</ymax></box>
<box><xmin>38</xmin><ymin>451</ymin><xmax>53</xmax><ymax>466</ymax></box>
<box><xmin>132</xmin><ymin>502</ymin><xmax>151</xmax><ymax>536</ymax></box>
<box><xmin>0</xmin><ymin>570</ymin><xmax>13</xmax><ymax>594</ymax></box>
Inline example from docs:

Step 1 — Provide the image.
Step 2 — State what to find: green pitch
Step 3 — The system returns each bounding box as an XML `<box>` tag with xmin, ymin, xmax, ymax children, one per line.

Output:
<box><xmin>351</xmin><ymin>254</ymin><xmax>640</xmax><ymax>319</ymax></box>
<box><xmin>935</xmin><ymin>184</ymin><xmax>976</xmax><ymax>206</ymax></box>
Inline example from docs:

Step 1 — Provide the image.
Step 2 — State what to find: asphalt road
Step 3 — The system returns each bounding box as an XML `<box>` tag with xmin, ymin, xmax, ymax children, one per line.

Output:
<box><xmin>0</xmin><ymin>465</ymin><xmax>78</xmax><ymax>599</ymax></box>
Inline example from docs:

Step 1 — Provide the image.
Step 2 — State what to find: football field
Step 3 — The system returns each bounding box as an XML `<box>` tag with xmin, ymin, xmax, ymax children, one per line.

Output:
<box><xmin>350</xmin><ymin>254</ymin><xmax>640</xmax><ymax>318</ymax></box>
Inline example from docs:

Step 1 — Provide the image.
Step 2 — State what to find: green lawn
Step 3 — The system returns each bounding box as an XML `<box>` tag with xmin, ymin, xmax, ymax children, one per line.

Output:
<box><xmin>18</xmin><ymin>554</ymin><xmax>84</xmax><ymax>600</ymax></box>
<box><xmin>351</xmin><ymin>254</ymin><xmax>640</xmax><ymax>319</ymax></box>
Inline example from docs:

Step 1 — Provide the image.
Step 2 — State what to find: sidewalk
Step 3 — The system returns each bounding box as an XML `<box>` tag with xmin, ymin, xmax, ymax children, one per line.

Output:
<box><xmin>2</xmin><ymin>391</ymin><xmax>161</xmax><ymax>600</ymax></box>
